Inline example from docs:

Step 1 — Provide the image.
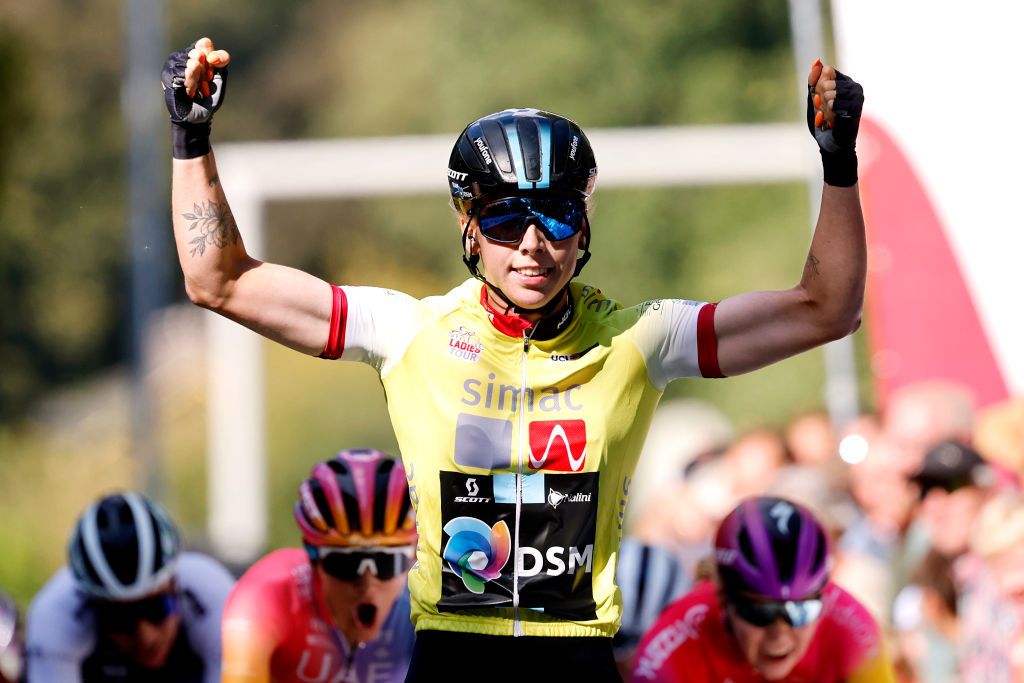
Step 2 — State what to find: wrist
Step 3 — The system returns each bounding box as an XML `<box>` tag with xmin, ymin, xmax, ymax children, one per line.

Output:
<box><xmin>170</xmin><ymin>122</ymin><xmax>212</xmax><ymax>160</ymax></box>
<box><xmin>820</xmin><ymin>148</ymin><xmax>858</xmax><ymax>187</ymax></box>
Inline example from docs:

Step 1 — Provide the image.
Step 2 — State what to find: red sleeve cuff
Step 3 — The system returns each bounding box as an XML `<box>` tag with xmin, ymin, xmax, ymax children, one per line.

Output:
<box><xmin>696</xmin><ymin>302</ymin><xmax>724</xmax><ymax>378</ymax></box>
<box><xmin>319</xmin><ymin>285</ymin><xmax>347</xmax><ymax>360</ymax></box>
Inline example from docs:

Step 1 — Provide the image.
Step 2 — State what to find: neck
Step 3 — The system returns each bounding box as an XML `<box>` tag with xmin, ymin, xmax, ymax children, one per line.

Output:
<box><xmin>479</xmin><ymin>284</ymin><xmax>575</xmax><ymax>340</ymax></box>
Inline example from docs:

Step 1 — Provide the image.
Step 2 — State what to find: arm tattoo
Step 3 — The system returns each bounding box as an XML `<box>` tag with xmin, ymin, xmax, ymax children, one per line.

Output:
<box><xmin>208</xmin><ymin>174</ymin><xmax>220</xmax><ymax>188</ymax></box>
<box><xmin>804</xmin><ymin>252</ymin><xmax>821</xmax><ymax>277</ymax></box>
<box><xmin>182</xmin><ymin>200</ymin><xmax>240</xmax><ymax>257</ymax></box>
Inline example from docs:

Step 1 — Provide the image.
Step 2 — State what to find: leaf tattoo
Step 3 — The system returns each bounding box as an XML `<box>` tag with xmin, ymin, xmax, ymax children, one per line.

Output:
<box><xmin>805</xmin><ymin>252</ymin><xmax>821</xmax><ymax>277</ymax></box>
<box><xmin>182</xmin><ymin>200</ymin><xmax>239</xmax><ymax>257</ymax></box>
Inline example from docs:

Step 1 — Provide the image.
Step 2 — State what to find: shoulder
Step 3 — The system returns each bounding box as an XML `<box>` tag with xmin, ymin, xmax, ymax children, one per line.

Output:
<box><xmin>26</xmin><ymin>567</ymin><xmax>95</xmax><ymax>654</ymax></box>
<box><xmin>225</xmin><ymin>548</ymin><xmax>306</xmax><ymax>619</ymax></box>
<box><xmin>633</xmin><ymin>582</ymin><xmax>720</xmax><ymax>679</ymax></box>
<box><xmin>819</xmin><ymin>582</ymin><xmax>885</xmax><ymax>655</ymax></box>
<box><xmin>176</xmin><ymin>552</ymin><xmax>236</xmax><ymax>602</ymax></box>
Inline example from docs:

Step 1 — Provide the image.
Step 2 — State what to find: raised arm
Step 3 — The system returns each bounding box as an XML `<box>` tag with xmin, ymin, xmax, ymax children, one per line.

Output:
<box><xmin>714</xmin><ymin>60</ymin><xmax>866</xmax><ymax>376</ymax></box>
<box><xmin>164</xmin><ymin>38</ymin><xmax>333</xmax><ymax>356</ymax></box>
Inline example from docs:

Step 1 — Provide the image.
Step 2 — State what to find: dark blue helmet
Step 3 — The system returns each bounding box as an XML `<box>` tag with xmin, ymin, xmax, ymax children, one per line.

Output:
<box><xmin>447</xmin><ymin>108</ymin><xmax>598</xmax><ymax>214</ymax></box>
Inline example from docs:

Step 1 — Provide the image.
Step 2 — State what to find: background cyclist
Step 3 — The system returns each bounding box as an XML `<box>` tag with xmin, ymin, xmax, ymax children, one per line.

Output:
<box><xmin>163</xmin><ymin>36</ymin><xmax>864</xmax><ymax>681</ymax></box>
<box><xmin>25</xmin><ymin>492</ymin><xmax>235</xmax><ymax>682</ymax></box>
<box><xmin>632</xmin><ymin>495</ymin><xmax>895</xmax><ymax>682</ymax></box>
<box><xmin>221</xmin><ymin>449</ymin><xmax>416</xmax><ymax>683</ymax></box>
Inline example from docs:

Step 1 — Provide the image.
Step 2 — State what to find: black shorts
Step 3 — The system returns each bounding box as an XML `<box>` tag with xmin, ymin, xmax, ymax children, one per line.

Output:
<box><xmin>405</xmin><ymin>630</ymin><xmax>622</xmax><ymax>682</ymax></box>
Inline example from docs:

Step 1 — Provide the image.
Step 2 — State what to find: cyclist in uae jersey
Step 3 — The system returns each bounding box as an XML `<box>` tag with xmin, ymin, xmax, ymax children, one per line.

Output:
<box><xmin>163</xmin><ymin>37</ymin><xmax>865</xmax><ymax>681</ymax></box>
<box><xmin>221</xmin><ymin>449</ymin><xmax>416</xmax><ymax>683</ymax></box>
<box><xmin>632</xmin><ymin>496</ymin><xmax>895</xmax><ymax>682</ymax></box>
<box><xmin>25</xmin><ymin>492</ymin><xmax>235</xmax><ymax>683</ymax></box>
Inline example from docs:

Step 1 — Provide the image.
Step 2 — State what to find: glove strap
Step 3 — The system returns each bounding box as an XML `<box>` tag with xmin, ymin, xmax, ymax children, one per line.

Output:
<box><xmin>170</xmin><ymin>122</ymin><xmax>212</xmax><ymax>160</ymax></box>
<box><xmin>820</xmin><ymin>149</ymin><xmax>858</xmax><ymax>187</ymax></box>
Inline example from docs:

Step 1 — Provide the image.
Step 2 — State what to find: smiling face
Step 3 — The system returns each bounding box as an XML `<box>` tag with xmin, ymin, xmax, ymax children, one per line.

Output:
<box><xmin>725</xmin><ymin>604</ymin><xmax>820</xmax><ymax>680</ymax></box>
<box><xmin>462</xmin><ymin>214</ymin><xmax>585</xmax><ymax>316</ymax></box>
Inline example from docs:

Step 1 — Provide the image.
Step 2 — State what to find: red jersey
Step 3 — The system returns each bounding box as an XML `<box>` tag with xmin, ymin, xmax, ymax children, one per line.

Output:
<box><xmin>221</xmin><ymin>549</ymin><xmax>413</xmax><ymax>683</ymax></box>
<box><xmin>631</xmin><ymin>581</ymin><xmax>894</xmax><ymax>683</ymax></box>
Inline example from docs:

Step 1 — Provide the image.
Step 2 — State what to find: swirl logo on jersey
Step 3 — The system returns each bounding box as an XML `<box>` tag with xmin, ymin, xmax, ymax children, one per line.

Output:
<box><xmin>439</xmin><ymin>470</ymin><xmax>599</xmax><ymax>620</ymax></box>
<box><xmin>442</xmin><ymin>516</ymin><xmax>511</xmax><ymax>594</ymax></box>
<box><xmin>528</xmin><ymin>419</ymin><xmax>587</xmax><ymax>471</ymax></box>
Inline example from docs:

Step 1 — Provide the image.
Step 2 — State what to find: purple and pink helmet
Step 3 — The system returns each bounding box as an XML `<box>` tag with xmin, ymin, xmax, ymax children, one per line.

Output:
<box><xmin>714</xmin><ymin>496</ymin><xmax>831</xmax><ymax>601</ymax></box>
<box><xmin>295</xmin><ymin>449</ymin><xmax>417</xmax><ymax>548</ymax></box>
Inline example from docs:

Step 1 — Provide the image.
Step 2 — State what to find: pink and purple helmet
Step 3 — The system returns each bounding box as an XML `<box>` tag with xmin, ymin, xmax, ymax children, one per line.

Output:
<box><xmin>714</xmin><ymin>496</ymin><xmax>831</xmax><ymax>601</ymax></box>
<box><xmin>295</xmin><ymin>449</ymin><xmax>416</xmax><ymax>548</ymax></box>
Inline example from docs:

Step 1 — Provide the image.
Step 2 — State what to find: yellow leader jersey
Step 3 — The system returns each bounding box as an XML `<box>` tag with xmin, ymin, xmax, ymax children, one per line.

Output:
<box><xmin>323</xmin><ymin>278</ymin><xmax>720</xmax><ymax>637</ymax></box>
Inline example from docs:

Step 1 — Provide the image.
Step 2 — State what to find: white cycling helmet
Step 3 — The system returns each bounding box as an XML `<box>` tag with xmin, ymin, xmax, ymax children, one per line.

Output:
<box><xmin>68</xmin><ymin>492</ymin><xmax>180</xmax><ymax>601</ymax></box>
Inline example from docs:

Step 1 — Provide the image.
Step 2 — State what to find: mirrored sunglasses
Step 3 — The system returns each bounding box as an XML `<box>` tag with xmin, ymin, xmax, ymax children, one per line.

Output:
<box><xmin>318</xmin><ymin>546</ymin><xmax>415</xmax><ymax>582</ymax></box>
<box><xmin>473</xmin><ymin>197</ymin><xmax>586</xmax><ymax>244</ymax></box>
<box><xmin>94</xmin><ymin>591</ymin><xmax>179</xmax><ymax>633</ymax></box>
<box><xmin>728</xmin><ymin>594</ymin><xmax>824</xmax><ymax>628</ymax></box>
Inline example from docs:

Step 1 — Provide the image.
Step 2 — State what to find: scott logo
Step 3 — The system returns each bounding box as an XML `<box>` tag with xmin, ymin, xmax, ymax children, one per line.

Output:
<box><xmin>454</xmin><ymin>476</ymin><xmax>490</xmax><ymax>503</ymax></box>
<box><xmin>528</xmin><ymin>420</ymin><xmax>587</xmax><ymax>472</ymax></box>
<box><xmin>447</xmin><ymin>168</ymin><xmax>469</xmax><ymax>181</ymax></box>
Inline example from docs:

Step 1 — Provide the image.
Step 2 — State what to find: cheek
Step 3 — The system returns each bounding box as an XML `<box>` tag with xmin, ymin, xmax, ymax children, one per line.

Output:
<box><xmin>729</xmin><ymin>617</ymin><xmax>764</xmax><ymax>658</ymax></box>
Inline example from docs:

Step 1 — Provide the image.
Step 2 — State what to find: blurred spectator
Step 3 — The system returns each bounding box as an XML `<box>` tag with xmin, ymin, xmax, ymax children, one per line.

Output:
<box><xmin>626</xmin><ymin>400</ymin><xmax>733</xmax><ymax>533</ymax></box>
<box><xmin>722</xmin><ymin>426</ymin><xmax>792</xmax><ymax>500</ymax></box>
<box><xmin>0</xmin><ymin>593</ymin><xmax>23</xmax><ymax>683</ymax></box>
<box><xmin>910</xmin><ymin>441</ymin><xmax>1014</xmax><ymax>682</ymax></box>
<box><xmin>784</xmin><ymin>409</ymin><xmax>837</xmax><ymax>467</ymax></box>
<box><xmin>970</xmin><ymin>493</ymin><xmax>1024</xmax><ymax>678</ymax></box>
<box><xmin>974</xmin><ymin>397</ymin><xmax>1024</xmax><ymax>482</ymax></box>
<box><xmin>892</xmin><ymin>550</ymin><xmax>960</xmax><ymax>683</ymax></box>
<box><xmin>884</xmin><ymin>380</ymin><xmax>975</xmax><ymax>476</ymax></box>
<box><xmin>838</xmin><ymin>430</ymin><xmax>925</xmax><ymax>624</ymax></box>
<box><xmin>26</xmin><ymin>491</ymin><xmax>235</xmax><ymax>682</ymax></box>
<box><xmin>630</xmin><ymin>457</ymin><xmax>734</xmax><ymax>579</ymax></box>
<box><xmin>613</xmin><ymin>537</ymin><xmax>690</xmax><ymax>680</ymax></box>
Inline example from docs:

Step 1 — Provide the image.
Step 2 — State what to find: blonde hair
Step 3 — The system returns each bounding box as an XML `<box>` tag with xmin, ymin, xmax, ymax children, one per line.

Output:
<box><xmin>971</xmin><ymin>492</ymin><xmax>1024</xmax><ymax>560</ymax></box>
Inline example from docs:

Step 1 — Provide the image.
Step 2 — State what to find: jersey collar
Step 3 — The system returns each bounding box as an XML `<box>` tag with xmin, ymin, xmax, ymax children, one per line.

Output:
<box><xmin>478</xmin><ymin>285</ymin><xmax>575</xmax><ymax>340</ymax></box>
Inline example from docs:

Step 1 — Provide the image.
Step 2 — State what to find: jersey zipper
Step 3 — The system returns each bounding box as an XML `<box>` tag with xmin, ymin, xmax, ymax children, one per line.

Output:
<box><xmin>512</xmin><ymin>328</ymin><xmax>536</xmax><ymax>637</ymax></box>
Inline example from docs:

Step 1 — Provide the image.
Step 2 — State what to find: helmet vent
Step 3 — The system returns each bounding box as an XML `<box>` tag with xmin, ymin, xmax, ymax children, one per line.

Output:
<box><xmin>516</xmin><ymin>118</ymin><xmax>542</xmax><ymax>182</ymax></box>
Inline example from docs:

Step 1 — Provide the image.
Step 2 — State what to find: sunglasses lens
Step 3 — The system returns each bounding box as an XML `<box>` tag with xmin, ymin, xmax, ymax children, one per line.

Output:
<box><xmin>730</xmin><ymin>596</ymin><xmax>823</xmax><ymax>628</ymax></box>
<box><xmin>319</xmin><ymin>549</ymin><xmax>414</xmax><ymax>582</ymax></box>
<box><xmin>96</xmin><ymin>593</ymin><xmax>178</xmax><ymax>632</ymax></box>
<box><xmin>477</xmin><ymin>198</ymin><xmax>584</xmax><ymax>243</ymax></box>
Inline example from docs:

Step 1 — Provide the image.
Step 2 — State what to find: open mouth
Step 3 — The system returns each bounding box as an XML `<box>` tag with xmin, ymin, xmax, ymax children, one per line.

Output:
<box><xmin>356</xmin><ymin>603</ymin><xmax>378</xmax><ymax>627</ymax></box>
<box><xmin>513</xmin><ymin>266</ymin><xmax>551</xmax><ymax>278</ymax></box>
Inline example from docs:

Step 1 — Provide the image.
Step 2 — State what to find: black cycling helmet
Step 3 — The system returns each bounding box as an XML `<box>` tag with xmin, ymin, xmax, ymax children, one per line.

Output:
<box><xmin>447</xmin><ymin>108</ymin><xmax>598</xmax><ymax>213</ymax></box>
<box><xmin>68</xmin><ymin>492</ymin><xmax>181</xmax><ymax>601</ymax></box>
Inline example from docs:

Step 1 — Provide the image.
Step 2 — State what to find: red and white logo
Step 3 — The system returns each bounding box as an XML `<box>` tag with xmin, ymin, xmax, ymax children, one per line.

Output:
<box><xmin>528</xmin><ymin>420</ymin><xmax>587</xmax><ymax>472</ymax></box>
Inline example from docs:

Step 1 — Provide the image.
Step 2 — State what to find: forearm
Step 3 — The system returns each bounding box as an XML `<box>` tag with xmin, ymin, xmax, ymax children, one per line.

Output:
<box><xmin>171</xmin><ymin>150</ymin><xmax>255</xmax><ymax>309</ymax></box>
<box><xmin>799</xmin><ymin>182</ymin><xmax>867</xmax><ymax>336</ymax></box>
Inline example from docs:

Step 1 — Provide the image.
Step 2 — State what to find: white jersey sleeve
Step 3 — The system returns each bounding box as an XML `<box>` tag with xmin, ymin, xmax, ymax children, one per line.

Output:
<box><xmin>175</xmin><ymin>552</ymin><xmax>236</xmax><ymax>683</ymax></box>
<box><xmin>626</xmin><ymin>299</ymin><xmax>721</xmax><ymax>389</ymax></box>
<box><xmin>321</xmin><ymin>285</ymin><xmax>434</xmax><ymax>376</ymax></box>
<box><xmin>25</xmin><ymin>568</ymin><xmax>95</xmax><ymax>683</ymax></box>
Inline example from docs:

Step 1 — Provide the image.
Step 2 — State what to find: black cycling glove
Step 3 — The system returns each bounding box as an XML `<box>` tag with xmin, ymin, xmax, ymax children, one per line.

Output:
<box><xmin>161</xmin><ymin>42</ymin><xmax>229</xmax><ymax>159</ymax></box>
<box><xmin>807</xmin><ymin>70</ymin><xmax>864</xmax><ymax>187</ymax></box>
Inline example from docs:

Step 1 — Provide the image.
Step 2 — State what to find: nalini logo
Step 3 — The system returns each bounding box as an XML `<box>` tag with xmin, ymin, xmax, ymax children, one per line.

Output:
<box><xmin>448</xmin><ymin>326</ymin><xmax>483</xmax><ymax>363</ymax></box>
<box><xmin>528</xmin><ymin>419</ymin><xmax>587</xmax><ymax>472</ymax></box>
<box><xmin>442</xmin><ymin>517</ymin><xmax>511</xmax><ymax>594</ymax></box>
<box><xmin>547</xmin><ymin>488</ymin><xmax>592</xmax><ymax>509</ymax></box>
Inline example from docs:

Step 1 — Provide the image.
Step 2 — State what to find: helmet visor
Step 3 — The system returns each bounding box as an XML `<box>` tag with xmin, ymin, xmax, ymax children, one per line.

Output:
<box><xmin>474</xmin><ymin>197</ymin><xmax>586</xmax><ymax>244</ymax></box>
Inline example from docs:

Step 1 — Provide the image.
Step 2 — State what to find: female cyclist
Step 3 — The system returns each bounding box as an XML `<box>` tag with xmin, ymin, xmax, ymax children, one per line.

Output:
<box><xmin>631</xmin><ymin>496</ymin><xmax>895</xmax><ymax>682</ymax></box>
<box><xmin>221</xmin><ymin>449</ymin><xmax>416</xmax><ymax>682</ymax></box>
<box><xmin>162</xmin><ymin>37</ymin><xmax>865</xmax><ymax>682</ymax></box>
